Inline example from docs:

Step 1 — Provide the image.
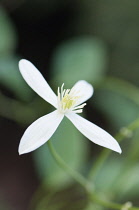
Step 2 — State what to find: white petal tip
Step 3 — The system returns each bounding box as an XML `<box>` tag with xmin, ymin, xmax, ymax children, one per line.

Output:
<box><xmin>66</xmin><ymin>112</ymin><xmax>122</xmax><ymax>155</ymax></box>
<box><xmin>111</xmin><ymin>144</ymin><xmax>122</xmax><ymax>154</ymax></box>
<box><xmin>18</xmin><ymin>143</ymin><xmax>32</xmax><ymax>155</ymax></box>
<box><xmin>18</xmin><ymin>151</ymin><xmax>23</xmax><ymax>156</ymax></box>
<box><xmin>117</xmin><ymin>147</ymin><xmax>122</xmax><ymax>154</ymax></box>
<box><xmin>18</xmin><ymin>147</ymin><xmax>26</xmax><ymax>155</ymax></box>
<box><xmin>19</xmin><ymin>59</ymin><xmax>31</xmax><ymax>71</ymax></box>
<box><xmin>18</xmin><ymin>142</ymin><xmax>37</xmax><ymax>155</ymax></box>
<box><xmin>19</xmin><ymin>59</ymin><xmax>29</xmax><ymax>64</ymax></box>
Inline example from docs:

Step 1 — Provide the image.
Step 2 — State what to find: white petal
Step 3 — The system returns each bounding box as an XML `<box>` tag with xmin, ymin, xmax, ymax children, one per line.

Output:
<box><xmin>71</xmin><ymin>80</ymin><xmax>94</xmax><ymax>106</ymax></box>
<box><xmin>18</xmin><ymin>110</ymin><xmax>64</xmax><ymax>154</ymax></box>
<box><xmin>19</xmin><ymin>59</ymin><xmax>57</xmax><ymax>108</ymax></box>
<box><xmin>66</xmin><ymin>112</ymin><xmax>122</xmax><ymax>153</ymax></box>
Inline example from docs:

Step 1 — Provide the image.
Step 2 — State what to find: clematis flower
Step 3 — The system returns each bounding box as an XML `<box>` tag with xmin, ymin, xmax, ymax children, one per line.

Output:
<box><xmin>18</xmin><ymin>59</ymin><xmax>122</xmax><ymax>155</ymax></box>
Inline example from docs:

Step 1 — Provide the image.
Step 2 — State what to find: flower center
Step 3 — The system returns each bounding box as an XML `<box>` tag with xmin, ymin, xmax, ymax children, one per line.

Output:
<box><xmin>57</xmin><ymin>83</ymin><xmax>86</xmax><ymax>114</ymax></box>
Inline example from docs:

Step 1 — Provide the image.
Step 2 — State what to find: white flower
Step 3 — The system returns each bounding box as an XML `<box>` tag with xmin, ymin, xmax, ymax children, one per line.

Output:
<box><xmin>18</xmin><ymin>59</ymin><xmax>122</xmax><ymax>155</ymax></box>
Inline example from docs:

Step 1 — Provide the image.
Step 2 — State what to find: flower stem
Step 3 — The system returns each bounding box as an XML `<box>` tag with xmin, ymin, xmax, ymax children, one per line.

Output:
<box><xmin>47</xmin><ymin>139</ymin><xmax>139</xmax><ymax>210</ymax></box>
<box><xmin>90</xmin><ymin>194</ymin><xmax>139</xmax><ymax>210</ymax></box>
<box><xmin>47</xmin><ymin>140</ymin><xmax>92</xmax><ymax>192</ymax></box>
<box><xmin>88</xmin><ymin>117</ymin><xmax>139</xmax><ymax>181</ymax></box>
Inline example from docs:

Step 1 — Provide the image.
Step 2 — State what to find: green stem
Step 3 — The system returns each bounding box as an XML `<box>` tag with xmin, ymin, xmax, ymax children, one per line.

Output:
<box><xmin>89</xmin><ymin>76</ymin><xmax>139</xmax><ymax>181</ymax></box>
<box><xmin>88</xmin><ymin>117</ymin><xmax>139</xmax><ymax>181</ymax></box>
<box><xmin>47</xmin><ymin>140</ymin><xmax>92</xmax><ymax>192</ymax></box>
<box><xmin>90</xmin><ymin>194</ymin><xmax>139</xmax><ymax>210</ymax></box>
<box><xmin>47</xmin><ymin>140</ymin><xmax>139</xmax><ymax>210</ymax></box>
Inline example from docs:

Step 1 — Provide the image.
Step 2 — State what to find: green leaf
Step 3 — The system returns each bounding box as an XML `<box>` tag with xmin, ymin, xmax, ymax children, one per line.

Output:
<box><xmin>51</xmin><ymin>37</ymin><xmax>107</xmax><ymax>87</ymax></box>
<box><xmin>0</xmin><ymin>7</ymin><xmax>17</xmax><ymax>55</ymax></box>
<box><xmin>128</xmin><ymin>131</ymin><xmax>139</xmax><ymax>162</ymax></box>
<box><xmin>94</xmin><ymin>155</ymin><xmax>139</xmax><ymax>200</ymax></box>
<box><xmin>85</xmin><ymin>203</ymin><xmax>104</xmax><ymax>210</ymax></box>
<box><xmin>95</xmin><ymin>89</ymin><xmax>139</xmax><ymax>130</ymax></box>
<box><xmin>0</xmin><ymin>56</ymin><xmax>32</xmax><ymax>100</ymax></box>
<box><xmin>94</xmin><ymin>157</ymin><xmax>124</xmax><ymax>193</ymax></box>
<box><xmin>33</xmin><ymin>116</ymin><xmax>88</xmax><ymax>188</ymax></box>
<box><xmin>115</xmin><ymin>164</ymin><xmax>139</xmax><ymax>199</ymax></box>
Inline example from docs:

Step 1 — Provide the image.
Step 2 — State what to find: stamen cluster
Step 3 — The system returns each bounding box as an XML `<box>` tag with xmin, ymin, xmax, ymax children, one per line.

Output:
<box><xmin>57</xmin><ymin>84</ymin><xmax>86</xmax><ymax>114</ymax></box>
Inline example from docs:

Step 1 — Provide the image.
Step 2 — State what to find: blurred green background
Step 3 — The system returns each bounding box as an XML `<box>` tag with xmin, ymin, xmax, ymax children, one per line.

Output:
<box><xmin>1</xmin><ymin>0</ymin><xmax>139</xmax><ymax>209</ymax></box>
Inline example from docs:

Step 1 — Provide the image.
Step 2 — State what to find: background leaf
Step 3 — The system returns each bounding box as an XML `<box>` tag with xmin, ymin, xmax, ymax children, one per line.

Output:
<box><xmin>94</xmin><ymin>89</ymin><xmax>139</xmax><ymax>130</ymax></box>
<box><xmin>85</xmin><ymin>202</ymin><xmax>105</xmax><ymax>210</ymax></box>
<box><xmin>115</xmin><ymin>164</ymin><xmax>139</xmax><ymax>200</ymax></box>
<box><xmin>0</xmin><ymin>7</ymin><xmax>17</xmax><ymax>55</ymax></box>
<box><xmin>0</xmin><ymin>56</ymin><xmax>33</xmax><ymax>100</ymax></box>
<box><xmin>94</xmin><ymin>157</ymin><xmax>124</xmax><ymax>193</ymax></box>
<box><xmin>51</xmin><ymin>37</ymin><xmax>107</xmax><ymax>87</ymax></box>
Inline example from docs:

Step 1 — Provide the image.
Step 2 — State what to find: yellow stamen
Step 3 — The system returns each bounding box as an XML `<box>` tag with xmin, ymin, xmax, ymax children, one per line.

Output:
<box><xmin>57</xmin><ymin>84</ymin><xmax>85</xmax><ymax>113</ymax></box>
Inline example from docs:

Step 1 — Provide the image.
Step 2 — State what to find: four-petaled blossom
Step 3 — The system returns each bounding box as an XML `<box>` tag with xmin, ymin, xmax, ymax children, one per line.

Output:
<box><xmin>18</xmin><ymin>59</ymin><xmax>122</xmax><ymax>155</ymax></box>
